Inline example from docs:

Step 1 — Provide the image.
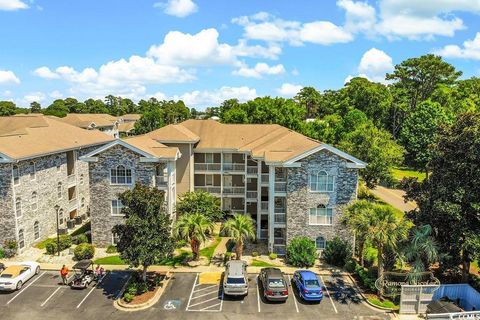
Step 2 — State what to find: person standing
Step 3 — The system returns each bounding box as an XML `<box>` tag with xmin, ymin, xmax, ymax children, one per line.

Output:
<box><xmin>60</xmin><ymin>265</ymin><xmax>69</xmax><ymax>285</ymax></box>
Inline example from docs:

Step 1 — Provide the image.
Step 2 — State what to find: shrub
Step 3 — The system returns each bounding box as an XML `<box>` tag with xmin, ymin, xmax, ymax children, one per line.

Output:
<box><xmin>74</xmin><ymin>243</ymin><xmax>95</xmax><ymax>260</ymax></box>
<box><xmin>0</xmin><ymin>247</ymin><xmax>4</xmax><ymax>259</ymax></box>
<box><xmin>364</xmin><ymin>246</ymin><xmax>378</xmax><ymax>267</ymax></box>
<box><xmin>106</xmin><ymin>245</ymin><xmax>117</xmax><ymax>254</ymax></box>
<box><xmin>354</xmin><ymin>263</ymin><xmax>377</xmax><ymax>292</ymax></box>
<box><xmin>322</xmin><ymin>237</ymin><xmax>352</xmax><ymax>267</ymax></box>
<box><xmin>470</xmin><ymin>274</ymin><xmax>480</xmax><ymax>293</ymax></box>
<box><xmin>175</xmin><ymin>239</ymin><xmax>188</xmax><ymax>249</ymax></box>
<box><xmin>286</xmin><ymin>236</ymin><xmax>318</xmax><ymax>267</ymax></box>
<box><xmin>345</xmin><ymin>259</ymin><xmax>357</xmax><ymax>273</ymax></box>
<box><xmin>269</xmin><ymin>253</ymin><xmax>278</xmax><ymax>260</ymax></box>
<box><xmin>73</xmin><ymin>234</ymin><xmax>88</xmax><ymax>245</ymax></box>
<box><xmin>2</xmin><ymin>240</ymin><xmax>17</xmax><ymax>258</ymax></box>
<box><xmin>45</xmin><ymin>235</ymin><xmax>72</xmax><ymax>255</ymax></box>
<box><xmin>123</xmin><ymin>292</ymin><xmax>134</xmax><ymax>303</ymax></box>
<box><xmin>252</xmin><ymin>251</ymin><xmax>259</xmax><ymax>257</ymax></box>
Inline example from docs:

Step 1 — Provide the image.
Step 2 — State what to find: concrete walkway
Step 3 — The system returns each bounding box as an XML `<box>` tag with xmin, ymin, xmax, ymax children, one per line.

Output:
<box><xmin>370</xmin><ymin>186</ymin><xmax>417</xmax><ymax>213</ymax></box>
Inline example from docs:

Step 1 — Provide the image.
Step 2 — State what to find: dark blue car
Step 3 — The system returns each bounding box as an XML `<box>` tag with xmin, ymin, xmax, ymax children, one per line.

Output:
<box><xmin>292</xmin><ymin>270</ymin><xmax>323</xmax><ymax>302</ymax></box>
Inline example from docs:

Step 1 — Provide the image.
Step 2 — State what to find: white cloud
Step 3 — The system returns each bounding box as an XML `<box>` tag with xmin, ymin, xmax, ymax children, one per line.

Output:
<box><xmin>173</xmin><ymin>86</ymin><xmax>257</xmax><ymax>108</ymax></box>
<box><xmin>0</xmin><ymin>70</ymin><xmax>20</xmax><ymax>85</ymax></box>
<box><xmin>346</xmin><ymin>48</ymin><xmax>393</xmax><ymax>84</ymax></box>
<box><xmin>23</xmin><ymin>92</ymin><xmax>46</xmax><ymax>103</ymax></box>
<box><xmin>300</xmin><ymin>21</ymin><xmax>353</xmax><ymax>45</ymax></box>
<box><xmin>337</xmin><ymin>0</ymin><xmax>376</xmax><ymax>34</ymax></box>
<box><xmin>154</xmin><ymin>0</ymin><xmax>198</xmax><ymax>18</ymax></box>
<box><xmin>33</xmin><ymin>66</ymin><xmax>60</xmax><ymax>79</ymax></box>
<box><xmin>234</xmin><ymin>62</ymin><xmax>285</xmax><ymax>78</ymax></box>
<box><xmin>276</xmin><ymin>83</ymin><xmax>303</xmax><ymax>97</ymax></box>
<box><xmin>49</xmin><ymin>90</ymin><xmax>63</xmax><ymax>99</ymax></box>
<box><xmin>0</xmin><ymin>0</ymin><xmax>28</xmax><ymax>11</ymax></box>
<box><xmin>234</xmin><ymin>39</ymin><xmax>282</xmax><ymax>60</ymax></box>
<box><xmin>434</xmin><ymin>32</ymin><xmax>480</xmax><ymax>60</ymax></box>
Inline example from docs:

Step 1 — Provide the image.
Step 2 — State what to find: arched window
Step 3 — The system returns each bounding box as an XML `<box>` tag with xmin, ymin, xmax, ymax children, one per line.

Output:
<box><xmin>316</xmin><ymin>236</ymin><xmax>326</xmax><ymax>250</ymax></box>
<box><xmin>309</xmin><ymin>204</ymin><xmax>333</xmax><ymax>225</ymax></box>
<box><xmin>15</xmin><ymin>197</ymin><xmax>22</xmax><ymax>218</ymax></box>
<box><xmin>33</xmin><ymin>221</ymin><xmax>40</xmax><ymax>240</ymax></box>
<box><xmin>81</xmin><ymin>197</ymin><xmax>85</xmax><ymax>208</ymax></box>
<box><xmin>29</xmin><ymin>161</ymin><xmax>36</xmax><ymax>180</ymax></box>
<box><xmin>58</xmin><ymin>208</ymin><xmax>65</xmax><ymax>225</ymax></box>
<box><xmin>32</xmin><ymin>192</ymin><xmax>38</xmax><ymax>211</ymax></box>
<box><xmin>110</xmin><ymin>165</ymin><xmax>132</xmax><ymax>185</ymax></box>
<box><xmin>309</xmin><ymin>170</ymin><xmax>334</xmax><ymax>192</ymax></box>
<box><xmin>12</xmin><ymin>164</ymin><xmax>20</xmax><ymax>185</ymax></box>
<box><xmin>80</xmin><ymin>174</ymin><xmax>84</xmax><ymax>185</ymax></box>
<box><xmin>18</xmin><ymin>229</ymin><xmax>25</xmax><ymax>249</ymax></box>
<box><xmin>57</xmin><ymin>182</ymin><xmax>62</xmax><ymax>199</ymax></box>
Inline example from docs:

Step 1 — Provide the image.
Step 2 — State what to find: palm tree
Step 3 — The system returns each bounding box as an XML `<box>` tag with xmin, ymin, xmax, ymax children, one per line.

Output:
<box><xmin>343</xmin><ymin>200</ymin><xmax>374</xmax><ymax>266</ymax></box>
<box><xmin>366</xmin><ymin>204</ymin><xmax>411</xmax><ymax>295</ymax></box>
<box><xmin>174</xmin><ymin>213</ymin><xmax>214</xmax><ymax>261</ymax></box>
<box><xmin>221</xmin><ymin>214</ymin><xmax>256</xmax><ymax>260</ymax></box>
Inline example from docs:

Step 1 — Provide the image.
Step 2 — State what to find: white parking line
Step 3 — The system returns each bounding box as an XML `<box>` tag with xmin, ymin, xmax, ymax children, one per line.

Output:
<box><xmin>40</xmin><ymin>287</ymin><xmax>63</xmax><ymax>307</ymax></box>
<box><xmin>199</xmin><ymin>303</ymin><xmax>221</xmax><ymax>311</ymax></box>
<box><xmin>191</xmin><ymin>290</ymin><xmax>219</xmax><ymax>300</ymax></box>
<box><xmin>185</xmin><ymin>273</ymin><xmax>199</xmax><ymax>312</ymax></box>
<box><xmin>288</xmin><ymin>275</ymin><xmax>299</xmax><ymax>313</ymax></box>
<box><xmin>7</xmin><ymin>272</ymin><xmax>46</xmax><ymax>305</ymax></box>
<box><xmin>320</xmin><ymin>276</ymin><xmax>338</xmax><ymax>314</ymax></box>
<box><xmin>256</xmin><ymin>276</ymin><xmax>261</xmax><ymax>313</ymax></box>
<box><xmin>187</xmin><ymin>296</ymin><xmax>219</xmax><ymax>308</ymax></box>
<box><xmin>193</xmin><ymin>284</ymin><xmax>217</xmax><ymax>293</ymax></box>
<box><xmin>76</xmin><ymin>285</ymin><xmax>96</xmax><ymax>309</ymax></box>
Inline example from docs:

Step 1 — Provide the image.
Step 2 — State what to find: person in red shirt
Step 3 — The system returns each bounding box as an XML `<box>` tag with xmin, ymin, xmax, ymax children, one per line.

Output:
<box><xmin>60</xmin><ymin>265</ymin><xmax>69</xmax><ymax>285</ymax></box>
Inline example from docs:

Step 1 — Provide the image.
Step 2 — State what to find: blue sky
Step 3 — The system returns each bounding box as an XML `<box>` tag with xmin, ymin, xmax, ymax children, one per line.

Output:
<box><xmin>1</xmin><ymin>0</ymin><xmax>480</xmax><ymax>109</ymax></box>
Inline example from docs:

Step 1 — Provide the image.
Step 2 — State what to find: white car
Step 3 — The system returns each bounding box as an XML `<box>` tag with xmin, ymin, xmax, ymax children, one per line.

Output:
<box><xmin>0</xmin><ymin>262</ymin><xmax>40</xmax><ymax>291</ymax></box>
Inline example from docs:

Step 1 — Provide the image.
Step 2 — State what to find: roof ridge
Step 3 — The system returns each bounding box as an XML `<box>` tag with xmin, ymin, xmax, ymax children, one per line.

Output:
<box><xmin>174</xmin><ymin>123</ymin><xmax>200</xmax><ymax>139</ymax></box>
<box><xmin>239</xmin><ymin>127</ymin><xmax>290</xmax><ymax>151</ymax></box>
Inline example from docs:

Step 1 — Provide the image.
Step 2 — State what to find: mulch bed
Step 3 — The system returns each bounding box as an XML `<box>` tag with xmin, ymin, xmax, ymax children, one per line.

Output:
<box><xmin>123</xmin><ymin>272</ymin><xmax>165</xmax><ymax>306</ymax></box>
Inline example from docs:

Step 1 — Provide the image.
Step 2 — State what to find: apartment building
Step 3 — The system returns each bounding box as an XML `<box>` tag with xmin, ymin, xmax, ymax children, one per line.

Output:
<box><xmin>86</xmin><ymin>120</ymin><xmax>365</xmax><ymax>253</ymax></box>
<box><xmin>0</xmin><ymin>114</ymin><xmax>113</xmax><ymax>251</ymax></box>
<box><xmin>58</xmin><ymin>113</ymin><xmax>120</xmax><ymax>138</ymax></box>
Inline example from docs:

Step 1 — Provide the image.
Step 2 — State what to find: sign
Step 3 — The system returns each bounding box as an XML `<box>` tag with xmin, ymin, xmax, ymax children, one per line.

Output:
<box><xmin>163</xmin><ymin>300</ymin><xmax>181</xmax><ymax>310</ymax></box>
<box><xmin>375</xmin><ymin>271</ymin><xmax>440</xmax><ymax>297</ymax></box>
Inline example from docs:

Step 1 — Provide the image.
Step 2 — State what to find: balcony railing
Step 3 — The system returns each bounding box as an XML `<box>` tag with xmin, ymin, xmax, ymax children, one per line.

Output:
<box><xmin>247</xmin><ymin>166</ymin><xmax>258</xmax><ymax>174</ymax></box>
<box><xmin>223</xmin><ymin>163</ymin><xmax>245</xmax><ymax>172</ymax></box>
<box><xmin>246</xmin><ymin>191</ymin><xmax>258</xmax><ymax>199</ymax></box>
<box><xmin>67</xmin><ymin>174</ymin><xmax>76</xmax><ymax>186</ymax></box>
<box><xmin>261</xmin><ymin>174</ymin><xmax>269</xmax><ymax>184</ymax></box>
<box><xmin>260</xmin><ymin>201</ymin><xmax>268</xmax><ymax>211</ymax></box>
<box><xmin>69</xmin><ymin>198</ymin><xmax>77</xmax><ymax>210</ymax></box>
<box><xmin>273</xmin><ymin>245</ymin><xmax>286</xmax><ymax>255</ymax></box>
<box><xmin>274</xmin><ymin>182</ymin><xmax>287</xmax><ymax>192</ymax></box>
<box><xmin>223</xmin><ymin>186</ymin><xmax>245</xmax><ymax>194</ymax></box>
<box><xmin>274</xmin><ymin>206</ymin><xmax>286</xmax><ymax>213</ymax></box>
<box><xmin>260</xmin><ymin>229</ymin><xmax>268</xmax><ymax>239</ymax></box>
<box><xmin>227</xmin><ymin>208</ymin><xmax>245</xmax><ymax>213</ymax></box>
<box><xmin>194</xmin><ymin>163</ymin><xmax>221</xmax><ymax>171</ymax></box>
<box><xmin>155</xmin><ymin>175</ymin><xmax>168</xmax><ymax>187</ymax></box>
<box><xmin>194</xmin><ymin>186</ymin><xmax>221</xmax><ymax>194</ymax></box>
<box><xmin>274</xmin><ymin>213</ymin><xmax>286</xmax><ymax>224</ymax></box>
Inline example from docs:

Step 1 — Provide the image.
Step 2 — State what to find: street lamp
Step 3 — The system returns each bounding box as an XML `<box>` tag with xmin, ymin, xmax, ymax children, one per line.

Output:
<box><xmin>55</xmin><ymin>205</ymin><xmax>60</xmax><ymax>257</ymax></box>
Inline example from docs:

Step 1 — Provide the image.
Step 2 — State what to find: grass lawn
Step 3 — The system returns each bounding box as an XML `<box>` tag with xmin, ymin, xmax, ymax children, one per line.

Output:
<box><xmin>250</xmin><ymin>259</ymin><xmax>279</xmax><ymax>267</ymax></box>
<box><xmin>392</xmin><ymin>167</ymin><xmax>426</xmax><ymax>182</ymax></box>
<box><xmin>93</xmin><ymin>250</ymin><xmax>193</xmax><ymax>266</ymax></box>
<box><xmin>94</xmin><ymin>255</ymin><xmax>125</xmax><ymax>265</ymax></box>
<box><xmin>71</xmin><ymin>221</ymin><xmax>91</xmax><ymax>236</ymax></box>
<box><xmin>35</xmin><ymin>238</ymin><xmax>51</xmax><ymax>250</ymax></box>
<box><xmin>199</xmin><ymin>236</ymin><xmax>222</xmax><ymax>262</ymax></box>
<box><xmin>367</xmin><ymin>297</ymin><xmax>399</xmax><ymax>310</ymax></box>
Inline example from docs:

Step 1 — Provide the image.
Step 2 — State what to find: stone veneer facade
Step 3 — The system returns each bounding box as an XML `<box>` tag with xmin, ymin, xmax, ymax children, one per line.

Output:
<box><xmin>0</xmin><ymin>146</ymin><xmax>96</xmax><ymax>251</ymax></box>
<box><xmin>285</xmin><ymin>150</ymin><xmax>358</xmax><ymax>245</ymax></box>
<box><xmin>88</xmin><ymin>145</ymin><xmax>166</xmax><ymax>246</ymax></box>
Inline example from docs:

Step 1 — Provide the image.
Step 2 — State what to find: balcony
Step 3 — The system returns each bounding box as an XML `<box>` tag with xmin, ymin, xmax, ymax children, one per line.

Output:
<box><xmin>247</xmin><ymin>166</ymin><xmax>258</xmax><ymax>175</ymax></box>
<box><xmin>194</xmin><ymin>163</ymin><xmax>221</xmax><ymax>171</ymax></box>
<box><xmin>274</xmin><ymin>181</ymin><xmax>287</xmax><ymax>192</ymax></box>
<box><xmin>274</xmin><ymin>206</ymin><xmax>286</xmax><ymax>214</ymax></box>
<box><xmin>273</xmin><ymin>245</ymin><xmax>286</xmax><ymax>255</ymax></box>
<box><xmin>260</xmin><ymin>201</ymin><xmax>268</xmax><ymax>212</ymax></box>
<box><xmin>155</xmin><ymin>175</ymin><xmax>168</xmax><ymax>188</ymax></box>
<box><xmin>223</xmin><ymin>186</ymin><xmax>245</xmax><ymax>195</ymax></box>
<box><xmin>67</xmin><ymin>174</ymin><xmax>76</xmax><ymax>187</ymax></box>
<box><xmin>68</xmin><ymin>198</ymin><xmax>77</xmax><ymax>210</ymax></box>
<box><xmin>227</xmin><ymin>208</ymin><xmax>245</xmax><ymax>213</ymax></box>
<box><xmin>246</xmin><ymin>191</ymin><xmax>258</xmax><ymax>199</ymax></box>
<box><xmin>223</xmin><ymin>163</ymin><xmax>245</xmax><ymax>172</ymax></box>
<box><xmin>194</xmin><ymin>186</ymin><xmax>221</xmax><ymax>194</ymax></box>
<box><xmin>261</xmin><ymin>174</ymin><xmax>269</xmax><ymax>184</ymax></box>
<box><xmin>274</xmin><ymin>213</ymin><xmax>286</xmax><ymax>224</ymax></box>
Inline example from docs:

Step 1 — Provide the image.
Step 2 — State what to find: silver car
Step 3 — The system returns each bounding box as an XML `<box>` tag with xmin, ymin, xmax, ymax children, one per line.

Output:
<box><xmin>223</xmin><ymin>260</ymin><xmax>248</xmax><ymax>296</ymax></box>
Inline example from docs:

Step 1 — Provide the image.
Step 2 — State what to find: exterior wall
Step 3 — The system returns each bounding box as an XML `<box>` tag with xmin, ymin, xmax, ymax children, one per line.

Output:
<box><xmin>0</xmin><ymin>164</ymin><xmax>16</xmax><ymax>243</ymax></box>
<box><xmin>88</xmin><ymin>145</ymin><xmax>160</xmax><ymax>247</ymax></box>
<box><xmin>164</xmin><ymin>143</ymin><xmax>192</xmax><ymax>195</ymax></box>
<box><xmin>285</xmin><ymin>150</ymin><xmax>358</xmax><ymax>246</ymax></box>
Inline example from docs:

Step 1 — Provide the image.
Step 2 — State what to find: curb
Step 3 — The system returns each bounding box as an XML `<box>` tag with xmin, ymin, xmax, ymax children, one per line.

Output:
<box><xmin>113</xmin><ymin>271</ymin><xmax>172</xmax><ymax>312</ymax></box>
<box><xmin>346</xmin><ymin>274</ymin><xmax>397</xmax><ymax>312</ymax></box>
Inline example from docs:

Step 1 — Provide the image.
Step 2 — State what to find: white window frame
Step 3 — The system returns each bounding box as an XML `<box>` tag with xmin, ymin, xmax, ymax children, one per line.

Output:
<box><xmin>316</xmin><ymin>236</ymin><xmax>326</xmax><ymax>250</ymax></box>
<box><xmin>205</xmin><ymin>153</ymin><xmax>214</xmax><ymax>164</ymax></box>
<box><xmin>205</xmin><ymin>174</ymin><xmax>214</xmax><ymax>186</ymax></box>
<box><xmin>110</xmin><ymin>165</ymin><xmax>133</xmax><ymax>185</ymax></box>
<box><xmin>32</xmin><ymin>191</ymin><xmax>38</xmax><ymax>211</ymax></box>
<box><xmin>111</xmin><ymin>199</ymin><xmax>125</xmax><ymax>216</ymax></box>
<box><xmin>15</xmin><ymin>197</ymin><xmax>22</xmax><ymax>218</ymax></box>
<box><xmin>58</xmin><ymin>208</ymin><xmax>65</xmax><ymax>226</ymax></box>
<box><xmin>309</xmin><ymin>206</ymin><xmax>333</xmax><ymax>225</ymax></box>
<box><xmin>112</xmin><ymin>232</ymin><xmax>120</xmax><ymax>245</ymax></box>
<box><xmin>33</xmin><ymin>221</ymin><xmax>40</xmax><ymax>241</ymax></box>
<box><xmin>29</xmin><ymin>161</ymin><xmax>36</xmax><ymax>181</ymax></box>
<box><xmin>12</xmin><ymin>164</ymin><xmax>20</xmax><ymax>185</ymax></box>
<box><xmin>309</xmin><ymin>170</ymin><xmax>335</xmax><ymax>193</ymax></box>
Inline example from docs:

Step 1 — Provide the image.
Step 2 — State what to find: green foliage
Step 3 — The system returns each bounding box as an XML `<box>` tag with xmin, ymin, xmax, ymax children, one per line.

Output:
<box><xmin>30</xmin><ymin>101</ymin><xmax>41</xmax><ymax>113</ymax></box>
<box><xmin>286</xmin><ymin>236</ymin><xmax>318</xmax><ymax>267</ymax></box>
<box><xmin>45</xmin><ymin>235</ymin><xmax>72</xmax><ymax>255</ymax></box>
<box><xmin>123</xmin><ymin>272</ymin><xmax>149</xmax><ymax>302</ymax></box>
<box><xmin>199</xmin><ymin>236</ymin><xmax>221</xmax><ymax>262</ymax></box>
<box><xmin>175</xmin><ymin>190</ymin><xmax>223</xmax><ymax>221</ymax></box>
<box><xmin>174</xmin><ymin>212</ymin><xmax>214</xmax><ymax>261</ymax></box>
<box><xmin>269</xmin><ymin>253</ymin><xmax>278</xmax><ymax>260</ymax></box>
<box><xmin>352</xmin><ymin>262</ymin><xmax>377</xmax><ymax>292</ymax></box>
<box><xmin>251</xmin><ymin>259</ymin><xmax>279</xmax><ymax>267</ymax></box>
<box><xmin>74</xmin><ymin>243</ymin><xmax>95</xmax><ymax>260</ymax></box>
<box><xmin>175</xmin><ymin>239</ymin><xmax>188</xmax><ymax>249</ymax></box>
<box><xmin>71</xmin><ymin>221</ymin><xmax>91</xmax><ymax>236</ymax></box>
<box><xmin>345</xmin><ymin>259</ymin><xmax>357</xmax><ymax>273</ymax></box>
<box><xmin>73</xmin><ymin>234</ymin><xmax>88</xmax><ymax>245</ymax></box>
<box><xmin>133</xmin><ymin>108</ymin><xmax>165</xmax><ymax>135</ymax></box>
<box><xmin>294</xmin><ymin>86</ymin><xmax>321</xmax><ymax>118</ymax></box>
<box><xmin>112</xmin><ymin>183</ymin><xmax>175</xmax><ymax>280</ymax></box>
<box><xmin>322</xmin><ymin>237</ymin><xmax>352</xmax><ymax>267</ymax></box>
<box><xmin>43</xmin><ymin>99</ymin><xmax>69</xmax><ymax>117</ymax></box>
<box><xmin>106</xmin><ymin>245</ymin><xmax>117</xmax><ymax>254</ymax></box>
<box><xmin>252</xmin><ymin>251</ymin><xmax>259</xmax><ymax>257</ymax></box>
<box><xmin>94</xmin><ymin>255</ymin><xmax>125</xmax><ymax>265</ymax></box>
<box><xmin>221</xmin><ymin>214</ymin><xmax>256</xmax><ymax>260</ymax></box>
<box><xmin>364</xmin><ymin>246</ymin><xmax>378</xmax><ymax>267</ymax></box>
<box><xmin>224</xmin><ymin>252</ymin><xmax>233</xmax><ymax>263</ymax></box>
<box><xmin>0</xmin><ymin>101</ymin><xmax>17</xmax><ymax>116</ymax></box>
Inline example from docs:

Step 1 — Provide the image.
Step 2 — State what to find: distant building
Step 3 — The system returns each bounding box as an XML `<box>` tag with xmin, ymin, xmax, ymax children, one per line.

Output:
<box><xmin>58</xmin><ymin>114</ymin><xmax>120</xmax><ymax>138</ymax></box>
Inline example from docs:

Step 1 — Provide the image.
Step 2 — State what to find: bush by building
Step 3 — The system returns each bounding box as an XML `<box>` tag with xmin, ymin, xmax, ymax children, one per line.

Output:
<box><xmin>45</xmin><ymin>235</ymin><xmax>72</xmax><ymax>255</ymax></box>
<box><xmin>73</xmin><ymin>243</ymin><xmax>95</xmax><ymax>260</ymax></box>
<box><xmin>322</xmin><ymin>236</ymin><xmax>352</xmax><ymax>267</ymax></box>
<box><xmin>286</xmin><ymin>236</ymin><xmax>318</xmax><ymax>267</ymax></box>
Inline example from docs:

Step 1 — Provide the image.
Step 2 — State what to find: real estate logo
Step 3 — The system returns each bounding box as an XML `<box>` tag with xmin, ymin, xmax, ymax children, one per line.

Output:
<box><xmin>375</xmin><ymin>271</ymin><xmax>441</xmax><ymax>296</ymax></box>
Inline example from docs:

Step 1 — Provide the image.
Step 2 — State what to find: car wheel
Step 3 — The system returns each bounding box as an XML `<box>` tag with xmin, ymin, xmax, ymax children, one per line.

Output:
<box><xmin>35</xmin><ymin>266</ymin><xmax>40</xmax><ymax>275</ymax></box>
<box><xmin>16</xmin><ymin>281</ymin><xmax>23</xmax><ymax>290</ymax></box>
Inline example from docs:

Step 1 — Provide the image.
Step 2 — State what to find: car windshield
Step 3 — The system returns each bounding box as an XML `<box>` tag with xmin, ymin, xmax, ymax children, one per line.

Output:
<box><xmin>268</xmin><ymin>278</ymin><xmax>285</xmax><ymax>288</ymax></box>
<box><xmin>227</xmin><ymin>277</ymin><xmax>245</xmax><ymax>284</ymax></box>
<box><xmin>0</xmin><ymin>274</ymin><xmax>13</xmax><ymax>278</ymax></box>
<box><xmin>304</xmin><ymin>279</ymin><xmax>320</xmax><ymax>288</ymax></box>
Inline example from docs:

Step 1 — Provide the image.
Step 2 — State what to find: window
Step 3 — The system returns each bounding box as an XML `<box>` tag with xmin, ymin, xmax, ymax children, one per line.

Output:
<box><xmin>58</xmin><ymin>209</ymin><xmax>65</xmax><ymax>225</ymax></box>
<box><xmin>15</xmin><ymin>197</ymin><xmax>22</xmax><ymax>218</ymax></box>
<box><xmin>110</xmin><ymin>165</ymin><xmax>132</xmax><ymax>185</ymax></box>
<box><xmin>112</xmin><ymin>232</ymin><xmax>120</xmax><ymax>245</ymax></box>
<box><xmin>111</xmin><ymin>199</ymin><xmax>125</xmax><ymax>216</ymax></box>
<box><xmin>57</xmin><ymin>182</ymin><xmax>62</xmax><ymax>199</ymax></box>
<box><xmin>29</xmin><ymin>161</ymin><xmax>36</xmax><ymax>180</ymax></box>
<box><xmin>80</xmin><ymin>174</ymin><xmax>84</xmax><ymax>185</ymax></box>
<box><xmin>81</xmin><ymin>197</ymin><xmax>85</xmax><ymax>208</ymax></box>
<box><xmin>205</xmin><ymin>153</ymin><xmax>214</xmax><ymax>163</ymax></box>
<box><xmin>309</xmin><ymin>171</ymin><xmax>334</xmax><ymax>192</ymax></box>
<box><xmin>32</xmin><ymin>192</ymin><xmax>38</xmax><ymax>211</ymax></box>
<box><xmin>12</xmin><ymin>165</ymin><xmax>19</xmax><ymax>185</ymax></box>
<box><xmin>205</xmin><ymin>174</ymin><xmax>213</xmax><ymax>186</ymax></box>
<box><xmin>33</xmin><ymin>221</ymin><xmax>40</xmax><ymax>240</ymax></box>
<box><xmin>56</xmin><ymin>156</ymin><xmax>61</xmax><ymax>172</ymax></box>
<box><xmin>18</xmin><ymin>229</ymin><xmax>24</xmax><ymax>249</ymax></box>
<box><xmin>309</xmin><ymin>205</ymin><xmax>333</xmax><ymax>225</ymax></box>
<box><xmin>316</xmin><ymin>236</ymin><xmax>326</xmax><ymax>250</ymax></box>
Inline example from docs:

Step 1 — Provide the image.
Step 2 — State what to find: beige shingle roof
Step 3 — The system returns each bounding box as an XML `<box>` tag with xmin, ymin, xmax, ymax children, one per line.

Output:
<box><xmin>58</xmin><ymin>113</ymin><xmax>118</xmax><ymax>128</ymax></box>
<box><xmin>123</xmin><ymin>135</ymin><xmax>179</xmax><ymax>159</ymax></box>
<box><xmin>0</xmin><ymin>114</ymin><xmax>114</xmax><ymax>161</ymax></box>
<box><xmin>118</xmin><ymin>122</ymin><xmax>136</xmax><ymax>133</ymax></box>
<box><xmin>147</xmin><ymin>123</ymin><xmax>200</xmax><ymax>143</ymax></box>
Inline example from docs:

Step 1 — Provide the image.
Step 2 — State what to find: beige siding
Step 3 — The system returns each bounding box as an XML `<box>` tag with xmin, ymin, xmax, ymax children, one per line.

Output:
<box><xmin>165</xmin><ymin>143</ymin><xmax>192</xmax><ymax>195</ymax></box>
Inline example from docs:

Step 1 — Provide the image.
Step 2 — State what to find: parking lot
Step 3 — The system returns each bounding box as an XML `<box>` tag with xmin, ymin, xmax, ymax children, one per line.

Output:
<box><xmin>0</xmin><ymin>270</ymin><xmax>392</xmax><ymax>319</ymax></box>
